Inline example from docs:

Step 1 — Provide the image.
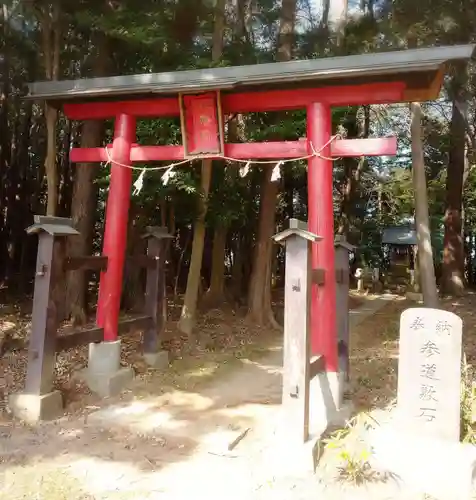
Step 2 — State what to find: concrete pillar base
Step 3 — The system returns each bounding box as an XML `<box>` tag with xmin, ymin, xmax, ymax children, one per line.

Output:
<box><xmin>9</xmin><ymin>391</ymin><xmax>63</xmax><ymax>423</ymax></box>
<box><xmin>143</xmin><ymin>350</ymin><xmax>169</xmax><ymax>369</ymax></box>
<box><xmin>269</xmin><ymin>397</ymin><xmax>354</xmax><ymax>476</ymax></box>
<box><xmin>82</xmin><ymin>340</ymin><xmax>133</xmax><ymax>398</ymax></box>
<box><xmin>309</xmin><ymin>370</ymin><xmax>351</xmax><ymax>436</ymax></box>
<box><xmin>266</xmin><ymin>428</ymin><xmax>323</xmax><ymax>475</ymax></box>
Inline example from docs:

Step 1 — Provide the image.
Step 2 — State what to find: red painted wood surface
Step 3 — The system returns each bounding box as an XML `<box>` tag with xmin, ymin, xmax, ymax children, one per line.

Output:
<box><xmin>70</xmin><ymin>137</ymin><xmax>397</xmax><ymax>163</ymax></box>
<box><xmin>331</xmin><ymin>137</ymin><xmax>397</xmax><ymax>157</ymax></box>
<box><xmin>63</xmin><ymin>82</ymin><xmax>405</xmax><ymax>120</ymax></box>
<box><xmin>221</xmin><ymin>82</ymin><xmax>405</xmax><ymax>113</ymax></box>
<box><xmin>182</xmin><ymin>92</ymin><xmax>223</xmax><ymax>156</ymax></box>
<box><xmin>307</xmin><ymin>103</ymin><xmax>338</xmax><ymax>372</ymax></box>
<box><xmin>96</xmin><ymin>114</ymin><xmax>136</xmax><ymax>342</ymax></box>
<box><xmin>64</xmin><ymin>98</ymin><xmax>179</xmax><ymax>120</ymax></box>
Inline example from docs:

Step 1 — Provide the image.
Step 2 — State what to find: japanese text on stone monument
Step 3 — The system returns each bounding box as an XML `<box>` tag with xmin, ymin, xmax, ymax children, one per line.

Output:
<box><xmin>397</xmin><ymin>308</ymin><xmax>462</xmax><ymax>441</ymax></box>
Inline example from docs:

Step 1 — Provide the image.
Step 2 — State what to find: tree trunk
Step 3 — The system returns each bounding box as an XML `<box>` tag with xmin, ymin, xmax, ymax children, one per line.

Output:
<box><xmin>211</xmin><ymin>0</ymin><xmax>226</xmax><ymax>60</ymax></box>
<box><xmin>0</xmin><ymin>3</ymin><xmax>11</xmax><ymax>284</ymax></box>
<box><xmin>465</xmin><ymin>229</ymin><xmax>472</xmax><ymax>285</ymax></box>
<box><xmin>66</xmin><ymin>33</ymin><xmax>110</xmax><ymax>324</ymax></box>
<box><xmin>246</xmin><ymin>0</ymin><xmax>297</xmax><ymax>326</ymax></box>
<box><xmin>40</xmin><ymin>2</ymin><xmax>61</xmax><ymax>216</ymax></box>
<box><xmin>178</xmin><ymin>159</ymin><xmax>213</xmax><ymax>335</ymax></box>
<box><xmin>44</xmin><ymin>106</ymin><xmax>58</xmax><ymax>215</ymax></box>
<box><xmin>65</xmin><ymin>120</ymin><xmax>102</xmax><ymax>323</ymax></box>
<box><xmin>319</xmin><ymin>0</ymin><xmax>331</xmax><ymax>49</ymax></box>
<box><xmin>329</xmin><ymin>0</ymin><xmax>348</xmax><ymax>48</ymax></box>
<box><xmin>13</xmin><ymin>98</ymin><xmax>34</xmax><ymax>292</ymax></box>
<box><xmin>58</xmin><ymin>116</ymin><xmax>73</xmax><ymax>216</ymax></box>
<box><xmin>277</xmin><ymin>0</ymin><xmax>297</xmax><ymax>62</ymax></box>
<box><xmin>337</xmin><ymin>106</ymin><xmax>369</xmax><ymax>237</ymax></box>
<box><xmin>410</xmin><ymin>102</ymin><xmax>438</xmax><ymax>307</ymax></box>
<box><xmin>231</xmin><ymin>234</ymin><xmax>244</xmax><ymax>302</ymax></box>
<box><xmin>205</xmin><ymin>0</ymin><xmax>248</xmax><ymax>308</ymax></box>
<box><xmin>467</xmin><ymin>232</ymin><xmax>474</xmax><ymax>286</ymax></box>
<box><xmin>441</xmin><ymin>68</ymin><xmax>467</xmax><ymax>296</ymax></box>
<box><xmin>122</xmin><ymin>208</ymin><xmax>147</xmax><ymax>312</ymax></box>
<box><xmin>178</xmin><ymin>0</ymin><xmax>226</xmax><ymax>335</ymax></box>
<box><xmin>205</xmin><ymin>225</ymin><xmax>227</xmax><ymax>306</ymax></box>
<box><xmin>247</xmin><ymin>167</ymin><xmax>280</xmax><ymax>325</ymax></box>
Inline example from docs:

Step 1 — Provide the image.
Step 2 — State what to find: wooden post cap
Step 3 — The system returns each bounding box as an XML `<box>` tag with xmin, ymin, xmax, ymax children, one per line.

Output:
<box><xmin>141</xmin><ymin>226</ymin><xmax>174</xmax><ymax>240</ymax></box>
<box><xmin>26</xmin><ymin>215</ymin><xmax>79</xmax><ymax>236</ymax></box>
<box><xmin>334</xmin><ymin>235</ymin><xmax>356</xmax><ymax>251</ymax></box>
<box><xmin>273</xmin><ymin>218</ymin><xmax>322</xmax><ymax>244</ymax></box>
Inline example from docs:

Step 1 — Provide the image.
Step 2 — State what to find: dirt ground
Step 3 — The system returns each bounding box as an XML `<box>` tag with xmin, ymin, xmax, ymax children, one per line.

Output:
<box><xmin>350</xmin><ymin>293</ymin><xmax>476</xmax><ymax>412</ymax></box>
<box><xmin>0</xmin><ymin>293</ymin><xmax>364</xmax><ymax>417</ymax></box>
<box><xmin>0</xmin><ymin>293</ymin><xmax>474</xmax><ymax>499</ymax></box>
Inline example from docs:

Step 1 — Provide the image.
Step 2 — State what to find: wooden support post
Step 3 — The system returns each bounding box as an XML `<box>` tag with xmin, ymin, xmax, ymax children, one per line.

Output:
<box><xmin>142</xmin><ymin>226</ymin><xmax>174</xmax><ymax>369</ymax></box>
<box><xmin>334</xmin><ymin>236</ymin><xmax>356</xmax><ymax>383</ymax></box>
<box><xmin>273</xmin><ymin>220</ymin><xmax>322</xmax><ymax>444</ymax></box>
<box><xmin>9</xmin><ymin>216</ymin><xmax>79</xmax><ymax>423</ymax></box>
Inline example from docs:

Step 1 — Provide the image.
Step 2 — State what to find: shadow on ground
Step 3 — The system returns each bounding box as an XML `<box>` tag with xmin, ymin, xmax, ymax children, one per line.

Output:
<box><xmin>0</xmin><ymin>294</ymin><xmax>406</xmax><ymax>499</ymax></box>
<box><xmin>0</xmin><ymin>345</ymin><xmax>283</xmax><ymax>499</ymax></box>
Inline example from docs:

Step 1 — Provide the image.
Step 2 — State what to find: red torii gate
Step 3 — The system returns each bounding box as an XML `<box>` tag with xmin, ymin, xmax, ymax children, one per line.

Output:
<box><xmin>27</xmin><ymin>44</ymin><xmax>474</xmax><ymax>382</ymax></box>
<box><xmin>67</xmin><ymin>103</ymin><xmax>396</xmax><ymax>375</ymax></box>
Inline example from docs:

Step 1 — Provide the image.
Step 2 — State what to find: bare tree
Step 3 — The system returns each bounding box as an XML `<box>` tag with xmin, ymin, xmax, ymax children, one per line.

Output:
<box><xmin>410</xmin><ymin>102</ymin><xmax>439</xmax><ymax>307</ymax></box>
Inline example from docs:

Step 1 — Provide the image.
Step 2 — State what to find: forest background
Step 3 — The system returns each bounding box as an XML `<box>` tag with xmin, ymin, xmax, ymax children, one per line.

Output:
<box><xmin>0</xmin><ymin>0</ymin><xmax>474</xmax><ymax>334</ymax></box>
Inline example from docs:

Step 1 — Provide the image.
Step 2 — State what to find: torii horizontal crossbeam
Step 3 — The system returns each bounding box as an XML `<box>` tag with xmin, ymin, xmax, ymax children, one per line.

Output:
<box><xmin>63</xmin><ymin>82</ymin><xmax>404</xmax><ymax>120</ymax></box>
<box><xmin>70</xmin><ymin>137</ymin><xmax>397</xmax><ymax>163</ymax></box>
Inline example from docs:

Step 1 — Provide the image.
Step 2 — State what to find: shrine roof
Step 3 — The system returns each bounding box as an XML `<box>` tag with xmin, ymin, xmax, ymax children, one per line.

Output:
<box><xmin>382</xmin><ymin>225</ymin><xmax>417</xmax><ymax>246</ymax></box>
<box><xmin>27</xmin><ymin>44</ymin><xmax>474</xmax><ymax>105</ymax></box>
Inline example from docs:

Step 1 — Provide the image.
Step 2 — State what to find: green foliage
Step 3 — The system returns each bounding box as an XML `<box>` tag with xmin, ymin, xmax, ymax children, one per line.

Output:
<box><xmin>21</xmin><ymin>0</ymin><xmax>465</xmax><ymax>246</ymax></box>
<box><xmin>461</xmin><ymin>358</ymin><xmax>476</xmax><ymax>444</ymax></box>
<box><xmin>3</xmin><ymin>0</ymin><xmax>476</xmax><ymax>296</ymax></box>
<box><xmin>320</xmin><ymin>414</ymin><xmax>377</xmax><ymax>485</ymax></box>
<box><xmin>337</xmin><ymin>449</ymin><xmax>373</xmax><ymax>484</ymax></box>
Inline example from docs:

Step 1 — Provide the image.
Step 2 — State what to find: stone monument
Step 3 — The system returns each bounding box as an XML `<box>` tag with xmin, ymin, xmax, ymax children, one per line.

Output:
<box><xmin>371</xmin><ymin>307</ymin><xmax>476</xmax><ymax>500</ymax></box>
<box><xmin>397</xmin><ymin>307</ymin><xmax>462</xmax><ymax>441</ymax></box>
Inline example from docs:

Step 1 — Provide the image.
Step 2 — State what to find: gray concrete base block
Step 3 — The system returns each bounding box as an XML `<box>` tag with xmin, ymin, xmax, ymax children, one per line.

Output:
<box><xmin>327</xmin><ymin>400</ymin><xmax>354</xmax><ymax>430</ymax></box>
<box><xmin>88</xmin><ymin>340</ymin><xmax>121</xmax><ymax>375</ymax></box>
<box><xmin>82</xmin><ymin>341</ymin><xmax>134</xmax><ymax>398</ymax></box>
<box><xmin>9</xmin><ymin>391</ymin><xmax>63</xmax><ymax>423</ymax></box>
<box><xmin>82</xmin><ymin>366</ymin><xmax>134</xmax><ymax>398</ymax></box>
<box><xmin>267</xmin><ymin>412</ymin><xmax>353</xmax><ymax>476</ymax></box>
<box><xmin>309</xmin><ymin>371</ymin><xmax>351</xmax><ymax>436</ymax></box>
<box><xmin>268</xmin><ymin>396</ymin><xmax>354</xmax><ymax>476</ymax></box>
<box><xmin>370</xmin><ymin>424</ymin><xmax>476</xmax><ymax>500</ymax></box>
<box><xmin>267</xmin><ymin>431</ymin><xmax>322</xmax><ymax>475</ymax></box>
<box><xmin>143</xmin><ymin>350</ymin><xmax>169</xmax><ymax>369</ymax></box>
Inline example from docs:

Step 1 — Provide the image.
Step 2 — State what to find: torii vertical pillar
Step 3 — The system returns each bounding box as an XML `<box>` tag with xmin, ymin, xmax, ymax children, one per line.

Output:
<box><xmin>86</xmin><ymin>113</ymin><xmax>136</xmax><ymax>398</ymax></box>
<box><xmin>97</xmin><ymin>113</ymin><xmax>136</xmax><ymax>340</ymax></box>
<box><xmin>307</xmin><ymin>103</ymin><xmax>342</xmax><ymax>419</ymax></box>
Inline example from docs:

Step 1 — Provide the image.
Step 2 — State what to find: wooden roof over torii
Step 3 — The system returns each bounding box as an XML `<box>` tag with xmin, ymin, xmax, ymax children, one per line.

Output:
<box><xmin>28</xmin><ymin>44</ymin><xmax>474</xmax><ymax>112</ymax></box>
<box><xmin>25</xmin><ymin>44</ymin><xmax>476</xmax><ymax>165</ymax></box>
